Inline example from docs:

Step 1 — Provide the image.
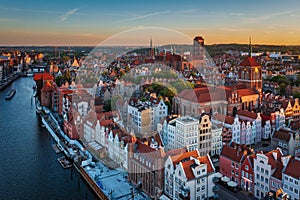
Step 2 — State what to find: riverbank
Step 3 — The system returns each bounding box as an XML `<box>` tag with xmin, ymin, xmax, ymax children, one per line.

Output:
<box><xmin>39</xmin><ymin>104</ymin><xmax>148</xmax><ymax>200</ymax></box>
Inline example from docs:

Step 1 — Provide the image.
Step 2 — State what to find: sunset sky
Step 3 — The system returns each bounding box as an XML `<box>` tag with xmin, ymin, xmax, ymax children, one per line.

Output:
<box><xmin>1</xmin><ymin>0</ymin><xmax>300</xmax><ymax>46</ymax></box>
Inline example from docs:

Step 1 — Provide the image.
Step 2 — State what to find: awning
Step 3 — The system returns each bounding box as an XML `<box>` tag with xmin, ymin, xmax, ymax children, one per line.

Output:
<box><xmin>227</xmin><ymin>181</ymin><xmax>238</xmax><ymax>187</ymax></box>
<box><xmin>221</xmin><ymin>176</ymin><xmax>230</xmax><ymax>183</ymax></box>
<box><xmin>214</xmin><ymin>172</ymin><xmax>223</xmax><ymax>178</ymax></box>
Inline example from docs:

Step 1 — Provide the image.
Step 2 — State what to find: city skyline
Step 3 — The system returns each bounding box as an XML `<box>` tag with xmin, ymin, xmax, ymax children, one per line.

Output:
<box><xmin>1</xmin><ymin>0</ymin><xmax>300</xmax><ymax>46</ymax></box>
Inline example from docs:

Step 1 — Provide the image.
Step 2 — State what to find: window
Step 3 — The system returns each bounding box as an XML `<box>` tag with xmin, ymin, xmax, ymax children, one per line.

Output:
<box><xmin>179</xmin><ymin>171</ymin><xmax>181</xmax><ymax>176</ymax></box>
<box><xmin>265</xmin><ymin>178</ymin><xmax>268</xmax><ymax>184</ymax></box>
<box><xmin>202</xmin><ymin>185</ymin><xmax>205</xmax><ymax>191</ymax></box>
<box><xmin>245</xmin><ymin>165</ymin><xmax>249</xmax><ymax>170</ymax></box>
<box><xmin>197</xmin><ymin>187</ymin><xmax>200</xmax><ymax>192</ymax></box>
<box><xmin>232</xmin><ymin>162</ymin><xmax>234</xmax><ymax>167</ymax></box>
<box><xmin>197</xmin><ymin>179</ymin><xmax>200</xmax><ymax>184</ymax></box>
<box><xmin>295</xmin><ymin>189</ymin><xmax>298</xmax><ymax>194</ymax></box>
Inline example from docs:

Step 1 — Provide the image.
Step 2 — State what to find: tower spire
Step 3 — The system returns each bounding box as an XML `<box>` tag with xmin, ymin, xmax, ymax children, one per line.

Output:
<box><xmin>249</xmin><ymin>36</ymin><xmax>252</xmax><ymax>57</ymax></box>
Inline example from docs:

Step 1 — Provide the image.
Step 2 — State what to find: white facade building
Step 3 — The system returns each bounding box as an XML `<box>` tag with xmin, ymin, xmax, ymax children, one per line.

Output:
<box><xmin>254</xmin><ymin>149</ymin><xmax>283</xmax><ymax>199</ymax></box>
<box><xmin>164</xmin><ymin>150</ymin><xmax>217</xmax><ymax>200</ymax></box>
<box><xmin>282</xmin><ymin>157</ymin><xmax>300</xmax><ymax>200</ymax></box>
<box><xmin>211</xmin><ymin>124</ymin><xmax>222</xmax><ymax>156</ymax></box>
<box><xmin>175</xmin><ymin>116</ymin><xmax>199</xmax><ymax>152</ymax></box>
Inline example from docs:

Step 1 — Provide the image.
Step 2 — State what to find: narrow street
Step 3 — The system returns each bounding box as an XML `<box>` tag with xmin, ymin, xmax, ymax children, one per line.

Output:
<box><xmin>215</xmin><ymin>184</ymin><xmax>257</xmax><ymax>200</ymax></box>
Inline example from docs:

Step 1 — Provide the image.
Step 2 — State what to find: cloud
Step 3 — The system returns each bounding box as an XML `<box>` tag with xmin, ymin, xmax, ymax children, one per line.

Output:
<box><xmin>229</xmin><ymin>12</ymin><xmax>247</xmax><ymax>16</ymax></box>
<box><xmin>58</xmin><ymin>8</ymin><xmax>78</xmax><ymax>22</ymax></box>
<box><xmin>112</xmin><ymin>10</ymin><xmax>170</xmax><ymax>23</ymax></box>
<box><xmin>219</xmin><ymin>27</ymin><xmax>248</xmax><ymax>32</ymax></box>
<box><xmin>0</xmin><ymin>6</ymin><xmax>63</xmax><ymax>14</ymax></box>
<box><xmin>175</xmin><ymin>9</ymin><xmax>199</xmax><ymax>14</ymax></box>
<box><xmin>242</xmin><ymin>10</ymin><xmax>295</xmax><ymax>24</ymax></box>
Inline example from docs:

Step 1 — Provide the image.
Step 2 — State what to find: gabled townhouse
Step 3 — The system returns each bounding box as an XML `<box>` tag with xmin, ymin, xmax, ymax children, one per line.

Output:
<box><xmin>282</xmin><ymin>157</ymin><xmax>300</xmax><ymax>200</ymax></box>
<box><xmin>293</xmin><ymin>98</ymin><xmax>300</xmax><ymax>122</ymax></box>
<box><xmin>254</xmin><ymin>149</ymin><xmax>284</xmax><ymax>199</ymax></box>
<box><xmin>241</xmin><ymin>154</ymin><xmax>256</xmax><ymax>194</ymax></box>
<box><xmin>237</xmin><ymin>109</ymin><xmax>262</xmax><ymax>143</ymax></box>
<box><xmin>271</xmin><ymin>128</ymin><xmax>300</xmax><ymax>156</ymax></box>
<box><xmin>212</xmin><ymin>113</ymin><xmax>239</xmax><ymax>144</ymax></box>
<box><xmin>164</xmin><ymin>150</ymin><xmax>217</xmax><ymax>200</ymax></box>
<box><xmin>261</xmin><ymin>114</ymin><xmax>272</xmax><ymax>140</ymax></box>
<box><xmin>219</xmin><ymin>143</ymin><xmax>252</xmax><ymax>186</ymax></box>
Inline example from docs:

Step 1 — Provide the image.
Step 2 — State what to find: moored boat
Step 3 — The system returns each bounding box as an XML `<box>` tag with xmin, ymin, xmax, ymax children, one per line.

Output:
<box><xmin>5</xmin><ymin>89</ymin><xmax>16</xmax><ymax>100</ymax></box>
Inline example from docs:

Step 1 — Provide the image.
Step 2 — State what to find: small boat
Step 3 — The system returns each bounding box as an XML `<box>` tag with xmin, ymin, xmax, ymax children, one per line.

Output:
<box><xmin>58</xmin><ymin>156</ymin><xmax>72</xmax><ymax>169</ymax></box>
<box><xmin>5</xmin><ymin>89</ymin><xmax>16</xmax><ymax>100</ymax></box>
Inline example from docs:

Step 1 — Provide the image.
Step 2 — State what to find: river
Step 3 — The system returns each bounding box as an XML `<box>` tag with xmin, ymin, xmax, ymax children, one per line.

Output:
<box><xmin>0</xmin><ymin>77</ymin><xmax>97</xmax><ymax>199</ymax></box>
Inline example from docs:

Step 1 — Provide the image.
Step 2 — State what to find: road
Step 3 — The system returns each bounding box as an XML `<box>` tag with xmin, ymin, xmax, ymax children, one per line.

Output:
<box><xmin>215</xmin><ymin>184</ymin><xmax>257</xmax><ymax>200</ymax></box>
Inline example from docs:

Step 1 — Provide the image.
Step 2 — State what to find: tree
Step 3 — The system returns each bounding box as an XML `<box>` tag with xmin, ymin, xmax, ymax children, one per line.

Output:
<box><xmin>295</xmin><ymin>74</ymin><xmax>300</xmax><ymax>86</ymax></box>
<box><xmin>103</xmin><ymin>100</ymin><xmax>111</xmax><ymax>112</ymax></box>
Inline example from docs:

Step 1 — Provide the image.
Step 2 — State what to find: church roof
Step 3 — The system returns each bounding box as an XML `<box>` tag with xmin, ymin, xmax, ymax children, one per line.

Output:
<box><xmin>239</xmin><ymin>57</ymin><xmax>259</xmax><ymax>67</ymax></box>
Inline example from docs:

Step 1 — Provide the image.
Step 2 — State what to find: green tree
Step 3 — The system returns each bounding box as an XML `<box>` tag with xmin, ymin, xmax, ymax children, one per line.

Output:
<box><xmin>103</xmin><ymin>100</ymin><xmax>111</xmax><ymax>112</ymax></box>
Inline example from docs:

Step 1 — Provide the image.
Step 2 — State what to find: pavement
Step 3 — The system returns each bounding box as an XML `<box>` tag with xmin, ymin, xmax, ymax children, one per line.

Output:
<box><xmin>215</xmin><ymin>183</ymin><xmax>257</xmax><ymax>200</ymax></box>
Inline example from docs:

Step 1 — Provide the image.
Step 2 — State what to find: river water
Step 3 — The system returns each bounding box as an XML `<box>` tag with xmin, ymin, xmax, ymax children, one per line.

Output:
<box><xmin>0</xmin><ymin>77</ymin><xmax>97</xmax><ymax>199</ymax></box>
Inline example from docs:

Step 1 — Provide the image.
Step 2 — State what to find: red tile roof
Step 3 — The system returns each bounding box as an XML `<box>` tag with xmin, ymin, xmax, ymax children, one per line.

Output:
<box><xmin>272</xmin><ymin>163</ymin><xmax>283</xmax><ymax>180</ymax></box>
<box><xmin>100</xmin><ymin>120</ymin><xmax>113</xmax><ymax>127</ymax></box>
<box><xmin>284</xmin><ymin>157</ymin><xmax>300</xmax><ymax>179</ymax></box>
<box><xmin>33</xmin><ymin>73</ymin><xmax>54</xmax><ymax>81</ymax></box>
<box><xmin>265</xmin><ymin>149</ymin><xmax>283</xmax><ymax>170</ymax></box>
<box><xmin>272</xmin><ymin>130</ymin><xmax>291</xmax><ymax>142</ymax></box>
<box><xmin>213</xmin><ymin>113</ymin><xmax>234</xmax><ymax>125</ymax></box>
<box><xmin>237</xmin><ymin>109</ymin><xmax>258</xmax><ymax>119</ymax></box>
<box><xmin>221</xmin><ymin>144</ymin><xmax>251</xmax><ymax>163</ymax></box>
<box><xmin>239</xmin><ymin>57</ymin><xmax>260</xmax><ymax>67</ymax></box>
<box><xmin>198</xmin><ymin>155</ymin><xmax>214</xmax><ymax>173</ymax></box>
<box><xmin>180</xmin><ymin>155</ymin><xmax>214</xmax><ymax>180</ymax></box>
<box><xmin>171</xmin><ymin>150</ymin><xmax>199</xmax><ymax>167</ymax></box>
<box><xmin>237</xmin><ymin>88</ymin><xmax>258</xmax><ymax>96</ymax></box>
<box><xmin>182</xmin><ymin>160</ymin><xmax>196</xmax><ymax>180</ymax></box>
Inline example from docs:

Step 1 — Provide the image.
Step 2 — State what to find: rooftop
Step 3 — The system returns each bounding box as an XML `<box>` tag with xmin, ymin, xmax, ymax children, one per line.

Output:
<box><xmin>84</xmin><ymin>162</ymin><xmax>150</xmax><ymax>200</ymax></box>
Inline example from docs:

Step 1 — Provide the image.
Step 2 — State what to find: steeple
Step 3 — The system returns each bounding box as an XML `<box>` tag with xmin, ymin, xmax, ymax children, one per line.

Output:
<box><xmin>150</xmin><ymin>37</ymin><xmax>153</xmax><ymax>49</ymax></box>
<box><xmin>249</xmin><ymin>37</ymin><xmax>252</xmax><ymax>57</ymax></box>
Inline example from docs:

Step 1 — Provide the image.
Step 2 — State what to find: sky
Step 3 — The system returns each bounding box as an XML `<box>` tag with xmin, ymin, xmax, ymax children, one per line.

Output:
<box><xmin>0</xmin><ymin>0</ymin><xmax>300</xmax><ymax>46</ymax></box>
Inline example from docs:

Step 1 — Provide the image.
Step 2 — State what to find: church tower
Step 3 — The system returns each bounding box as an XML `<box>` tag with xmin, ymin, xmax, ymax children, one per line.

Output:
<box><xmin>238</xmin><ymin>38</ymin><xmax>262</xmax><ymax>93</ymax></box>
<box><xmin>193</xmin><ymin>36</ymin><xmax>205</xmax><ymax>60</ymax></box>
